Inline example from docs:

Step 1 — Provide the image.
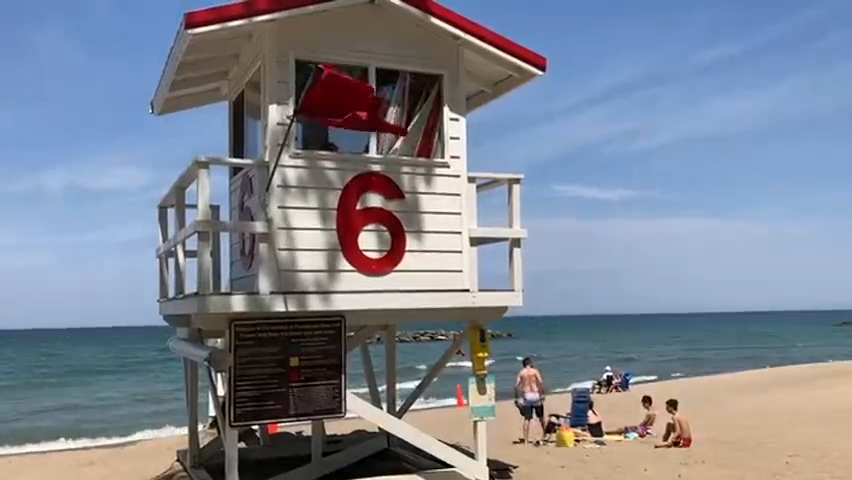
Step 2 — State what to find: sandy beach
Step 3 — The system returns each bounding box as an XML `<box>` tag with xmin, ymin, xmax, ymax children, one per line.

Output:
<box><xmin>2</xmin><ymin>361</ymin><xmax>850</xmax><ymax>480</ymax></box>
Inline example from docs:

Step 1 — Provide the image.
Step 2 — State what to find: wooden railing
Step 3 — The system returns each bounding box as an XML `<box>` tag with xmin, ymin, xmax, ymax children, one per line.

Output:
<box><xmin>466</xmin><ymin>172</ymin><xmax>525</xmax><ymax>295</ymax></box>
<box><xmin>156</xmin><ymin>158</ymin><xmax>525</xmax><ymax>301</ymax></box>
<box><xmin>156</xmin><ymin>156</ymin><xmax>267</xmax><ymax>300</ymax></box>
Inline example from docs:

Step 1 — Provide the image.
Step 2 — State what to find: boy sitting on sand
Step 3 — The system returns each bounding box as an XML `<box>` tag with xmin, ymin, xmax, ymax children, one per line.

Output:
<box><xmin>607</xmin><ymin>395</ymin><xmax>656</xmax><ymax>437</ymax></box>
<box><xmin>655</xmin><ymin>398</ymin><xmax>692</xmax><ymax>448</ymax></box>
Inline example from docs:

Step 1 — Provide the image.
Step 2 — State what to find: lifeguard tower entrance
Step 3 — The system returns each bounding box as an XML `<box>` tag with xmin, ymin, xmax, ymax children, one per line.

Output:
<box><xmin>151</xmin><ymin>1</ymin><xmax>546</xmax><ymax>480</ymax></box>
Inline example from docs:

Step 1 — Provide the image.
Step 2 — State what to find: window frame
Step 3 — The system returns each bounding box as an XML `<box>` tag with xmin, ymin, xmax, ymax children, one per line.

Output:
<box><xmin>288</xmin><ymin>53</ymin><xmax>449</xmax><ymax>161</ymax></box>
<box><xmin>228</xmin><ymin>61</ymin><xmax>264</xmax><ymax>177</ymax></box>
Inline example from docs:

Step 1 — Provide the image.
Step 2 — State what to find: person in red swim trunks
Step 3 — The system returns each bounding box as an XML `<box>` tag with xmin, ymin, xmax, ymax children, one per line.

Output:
<box><xmin>655</xmin><ymin>398</ymin><xmax>693</xmax><ymax>448</ymax></box>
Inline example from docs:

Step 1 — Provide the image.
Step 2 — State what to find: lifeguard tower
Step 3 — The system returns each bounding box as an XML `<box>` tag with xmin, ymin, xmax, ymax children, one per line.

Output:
<box><xmin>152</xmin><ymin>1</ymin><xmax>546</xmax><ymax>480</ymax></box>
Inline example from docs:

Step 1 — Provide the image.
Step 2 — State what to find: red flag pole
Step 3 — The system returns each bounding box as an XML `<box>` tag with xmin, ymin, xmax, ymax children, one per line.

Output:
<box><xmin>264</xmin><ymin>64</ymin><xmax>409</xmax><ymax>193</ymax></box>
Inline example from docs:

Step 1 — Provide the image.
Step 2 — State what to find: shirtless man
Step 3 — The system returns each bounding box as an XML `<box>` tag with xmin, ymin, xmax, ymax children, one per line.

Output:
<box><xmin>655</xmin><ymin>398</ymin><xmax>693</xmax><ymax>448</ymax></box>
<box><xmin>608</xmin><ymin>395</ymin><xmax>656</xmax><ymax>437</ymax></box>
<box><xmin>515</xmin><ymin>357</ymin><xmax>546</xmax><ymax>444</ymax></box>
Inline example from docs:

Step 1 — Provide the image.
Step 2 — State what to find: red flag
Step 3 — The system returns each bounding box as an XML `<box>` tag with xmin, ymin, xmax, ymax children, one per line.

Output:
<box><xmin>296</xmin><ymin>65</ymin><xmax>409</xmax><ymax>137</ymax></box>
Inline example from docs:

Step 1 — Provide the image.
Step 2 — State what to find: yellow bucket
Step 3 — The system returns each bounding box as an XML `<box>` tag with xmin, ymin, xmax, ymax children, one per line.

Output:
<box><xmin>555</xmin><ymin>427</ymin><xmax>575</xmax><ymax>447</ymax></box>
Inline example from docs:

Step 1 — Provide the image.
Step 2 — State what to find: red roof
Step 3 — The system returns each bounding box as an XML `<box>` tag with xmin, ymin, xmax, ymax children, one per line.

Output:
<box><xmin>183</xmin><ymin>0</ymin><xmax>547</xmax><ymax>73</ymax></box>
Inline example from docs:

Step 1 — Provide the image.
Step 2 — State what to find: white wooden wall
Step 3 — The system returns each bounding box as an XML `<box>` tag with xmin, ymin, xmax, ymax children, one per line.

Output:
<box><xmin>228</xmin><ymin>1</ymin><xmax>474</xmax><ymax>299</ymax></box>
<box><xmin>229</xmin><ymin>167</ymin><xmax>266</xmax><ymax>292</ymax></box>
<box><xmin>270</xmin><ymin>156</ymin><xmax>467</xmax><ymax>292</ymax></box>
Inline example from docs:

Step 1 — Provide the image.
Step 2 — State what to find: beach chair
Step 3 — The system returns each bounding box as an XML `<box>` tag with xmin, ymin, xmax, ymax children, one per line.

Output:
<box><xmin>548</xmin><ymin>387</ymin><xmax>591</xmax><ymax>429</ymax></box>
<box><xmin>617</xmin><ymin>372</ymin><xmax>633</xmax><ymax>392</ymax></box>
<box><xmin>568</xmin><ymin>387</ymin><xmax>591</xmax><ymax>428</ymax></box>
<box><xmin>544</xmin><ymin>388</ymin><xmax>594</xmax><ymax>445</ymax></box>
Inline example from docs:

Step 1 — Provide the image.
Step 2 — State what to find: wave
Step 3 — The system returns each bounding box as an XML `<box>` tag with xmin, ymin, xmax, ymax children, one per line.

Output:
<box><xmin>552</xmin><ymin>380</ymin><xmax>595</xmax><ymax>393</ymax></box>
<box><xmin>631</xmin><ymin>375</ymin><xmax>659</xmax><ymax>384</ymax></box>
<box><xmin>514</xmin><ymin>355</ymin><xmax>539</xmax><ymax>361</ymax></box>
<box><xmin>0</xmin><ymin>425</ymin><xmax>195</xmax><ymax>456</ymax></box>
<box><xmin>551</xmin><ymin>373</ymin><xmax>660</xmax><ymax>393</ymax></box>
<box><xmin>415</xmin><ymin>359</ymin><xmax>496</xmax><ymax>370</ymax></box>
<box><xmin>0</xmin><ymin>395</ymin><xmax>459</xmax><ymax>457</ymax></box>
<box><xmin>348</xmin><ymin>379</ymin><xmax>421</xmax><ymax>394</ymax></box>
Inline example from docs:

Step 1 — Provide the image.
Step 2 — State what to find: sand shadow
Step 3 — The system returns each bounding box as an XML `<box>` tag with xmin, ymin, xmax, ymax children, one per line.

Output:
<box><xmin>164</xmin><ymin>430</ymin><xmax>518</xmax><ymax>480</ymax></box>
<box><xmin>153</xmin><ymin>462</ymin><xmax>189</xmax><ymax>480</ymax></box>
<box><xmin>399</xmin><ymin>440</ymin><xmax>517</xmax><ymax>480</ymax></box>
<box><xmin>444</xmin><ymin>442</ymin><xmax>517</xmax><ymax>480</ymax></box>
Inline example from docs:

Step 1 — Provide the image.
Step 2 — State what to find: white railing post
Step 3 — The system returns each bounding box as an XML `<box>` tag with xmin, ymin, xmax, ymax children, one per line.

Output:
<box><xmin>196</xmin><ymin>165</ymin><xmax>212</xmax><ymax>295</ymax></box>
<box><xmin>211</xmin><ymin>205</ymin><xmax>222</xmax><ymax>293</ymax></box>
<box><xmin>384</xmin><ymin>324</ymin><xmax>397</xmax><ymax>416</ymax></box>
<box><xmin>508</xmin><ymin>179</ymin><xmax>523</xmax><ymax>294</ymax></box>
<box><xmin>508</xmin><ymin>179</ymin><xmax>521</xmax><ymax>229</ymax></box>
<box><xmin>467</xmin><ymin>173</ymin><xmax>526</xmax><ymax>296</ymax></box>
<box><xmin>158</xmin><ymin>207</ymin><xmax>171</xmax><ymax>299</ymax></box>
<box><xmin>174</xmin><ymin>191</ymin><xmax>187</xmax><ymax>297</ymax></box>
<box><xmin>467</xmin><ymin>179</ymin><xmax>479</xmax><ymax>292</ymax></box>
<box><xmin>156</xmin><ymin>157</ymin><xmax>268</xmax><ymax>300</ymax></box>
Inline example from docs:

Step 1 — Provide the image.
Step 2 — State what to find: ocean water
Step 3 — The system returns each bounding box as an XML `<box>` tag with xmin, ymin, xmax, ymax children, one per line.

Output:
<box><xmin>1</xmin><ymin>310</ymin><xmax>850</xmax><ymax>455</ymax></box>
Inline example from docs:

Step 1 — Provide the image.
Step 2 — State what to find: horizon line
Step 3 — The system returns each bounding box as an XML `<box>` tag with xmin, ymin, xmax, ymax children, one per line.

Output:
<box><xmin>1</xmin><ymin>307</ymin><xmax>849</xmax><ymax>332</ymax></box>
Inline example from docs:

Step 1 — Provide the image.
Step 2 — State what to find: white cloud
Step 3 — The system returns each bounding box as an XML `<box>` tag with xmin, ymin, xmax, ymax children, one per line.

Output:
<box><xmin>0</xmin><ymin>219</ymin><xmax>157</xmax><ymax>327</ymax></box>
<box><xmin>618</xmin><ymin>62</ymin><xmax>852</xmax><ymax>152</ymax></box>
<box><xmin>0</xmin><ymin>219</ymin><xmax>151</xmax><ymax>254</ymax></box>
<box><xmin>26</xmin><ymin>23</ymin><xmax>87</xmax><ymax>69</ymax></box>
<box><xmin>0</xmin><ymin>250</ymin><xmax>59</xmax><ymax>269</ymax></box>
<box><xmin>550</xmin><ymin>184</ymin><xmax>653</xmax><ymax>201</ymax></box>
<box><xmin>0</xmin><ymin>249</ymin><xmax>156</xmax><ymax>329</ymax></box>
<box><xmin>4</xmin><ymin>164</ymin><xmax>156</xmax><ymax>193</ymax></box>
<box><xmin>687</xmin><ymin>2</ymin><xmax>837</xmax><ymax>65</ymax></box>
<box><xmin>476</xmin><ymin>60</ymin><xmax>852</xmax><ymax>167</ymax></box>
<box><xmin>471</xmin><ymin>2</ymin><xmax>852</xmax><ymax>168</ymax></box>
<box><xmin>517</xmin><ymin>215</ymin><xmax>852</xmax><ymax>314</ymax></box>
<box><xmin>491</xmin><ymin>2</ymin><xmax>842</xmax><ymax>130</ymax></box>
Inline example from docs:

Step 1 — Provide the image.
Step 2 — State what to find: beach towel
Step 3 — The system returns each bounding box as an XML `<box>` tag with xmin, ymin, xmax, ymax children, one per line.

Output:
<box><xmin>576</xmin><ymin>434</ymin><xmax>626</xmax><ymax>444</ymax></box>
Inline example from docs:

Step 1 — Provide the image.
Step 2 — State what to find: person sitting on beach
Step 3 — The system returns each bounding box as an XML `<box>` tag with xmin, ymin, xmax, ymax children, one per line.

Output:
<box><xmin>655</xmin><ymin>398</ymin><xmax>692</xmax><ymax>448</ymax></box>
<box><xmin>607</xmin><ymin>395</ymin><xmax>656</xmax><ymax>437</ymax></box>
<box><xmin>594</xmin><ymin>366</ymin><xmax>615</xmax><ymax>394</ymax></box>
<box><xmin>611</xmin><ymin>371</ymin><xmax>624</xmax><ymax>391</ymax></box>
<box><xmin>515</xmin><ymin>356</ymin><xmax>546</xmax><ymax>444</ymax></box>
<box><xmin>573</xmin><ymin>399</ymin><xmax>605</xmax><ymax>438</ymax></box>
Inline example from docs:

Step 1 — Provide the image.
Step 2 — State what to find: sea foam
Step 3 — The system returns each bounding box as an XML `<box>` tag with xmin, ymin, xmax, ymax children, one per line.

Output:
<box><xmin>0</xmin><ymin>396</ymin><xmax>457</xmax><ymax>456</ymax></box>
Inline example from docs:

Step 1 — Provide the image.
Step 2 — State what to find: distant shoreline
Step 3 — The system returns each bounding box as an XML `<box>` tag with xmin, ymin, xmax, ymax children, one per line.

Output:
<box><xmin>505</xmin><ymin>307</ymin><xmax>852</xmax><ymax>319</ymax></box>
<box><xmin>2</xmin><ymin>307</ymin><xmax>851</xmax><ymax>331</ymax></box>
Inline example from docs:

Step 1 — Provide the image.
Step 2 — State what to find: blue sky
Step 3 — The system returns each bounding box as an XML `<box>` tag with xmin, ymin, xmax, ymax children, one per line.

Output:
<box><xmin>2</xmin><ymin>0</ymin><xmax>852</xmax><ymax>328</ymax></box>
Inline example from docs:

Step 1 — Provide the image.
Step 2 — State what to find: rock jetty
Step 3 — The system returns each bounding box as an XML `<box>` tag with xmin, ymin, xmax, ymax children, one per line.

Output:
<box><xmin>357</xmin><ymin>329</ymin><xmax>514</xmax><ymax>343</ymax></box>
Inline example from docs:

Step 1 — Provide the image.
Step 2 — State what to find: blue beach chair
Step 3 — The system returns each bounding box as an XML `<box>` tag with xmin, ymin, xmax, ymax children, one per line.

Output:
<box><xmin>547</xmin><ymin>387</ymin><xmax>592</xmax><ymax>430</ymax></box>
<box><xmin>619</xmin><ymin>372</ymin><xmax>633</xmax><ymax>392</ymax></box>
<box><xmin>568</xmin><ymin>387</ymin><xmax>591</xmax><ymax>428</ymax></box>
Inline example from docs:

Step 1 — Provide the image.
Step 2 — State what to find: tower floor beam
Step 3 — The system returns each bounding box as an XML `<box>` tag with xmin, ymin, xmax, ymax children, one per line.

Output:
<box><xmin>176</xmin><ymin>322</ymin><xmax>492</xmax><ymax>480</ymax></box>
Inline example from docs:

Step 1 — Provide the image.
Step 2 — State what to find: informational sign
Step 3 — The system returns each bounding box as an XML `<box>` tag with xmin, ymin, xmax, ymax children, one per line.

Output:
<box><xmin>228</xmin><ymin>316</ymin><xmax>346</xmax><ymax>427</ymax></box>
<box><xmin>468</xmin><ymin>374</ymin><xmax>496</xmax><ymax>421</ymax></box>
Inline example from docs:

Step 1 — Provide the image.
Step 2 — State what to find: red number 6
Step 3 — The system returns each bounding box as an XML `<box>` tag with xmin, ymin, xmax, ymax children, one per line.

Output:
<box><xmin>336</xmin><ymin>172</ymin><xmax>407</xmax><ymax>276</ymax></box>
<box><xmin>238</xmin><ymin>174</ymin><xmax>256</xmax><ymax>270</ymax></box>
